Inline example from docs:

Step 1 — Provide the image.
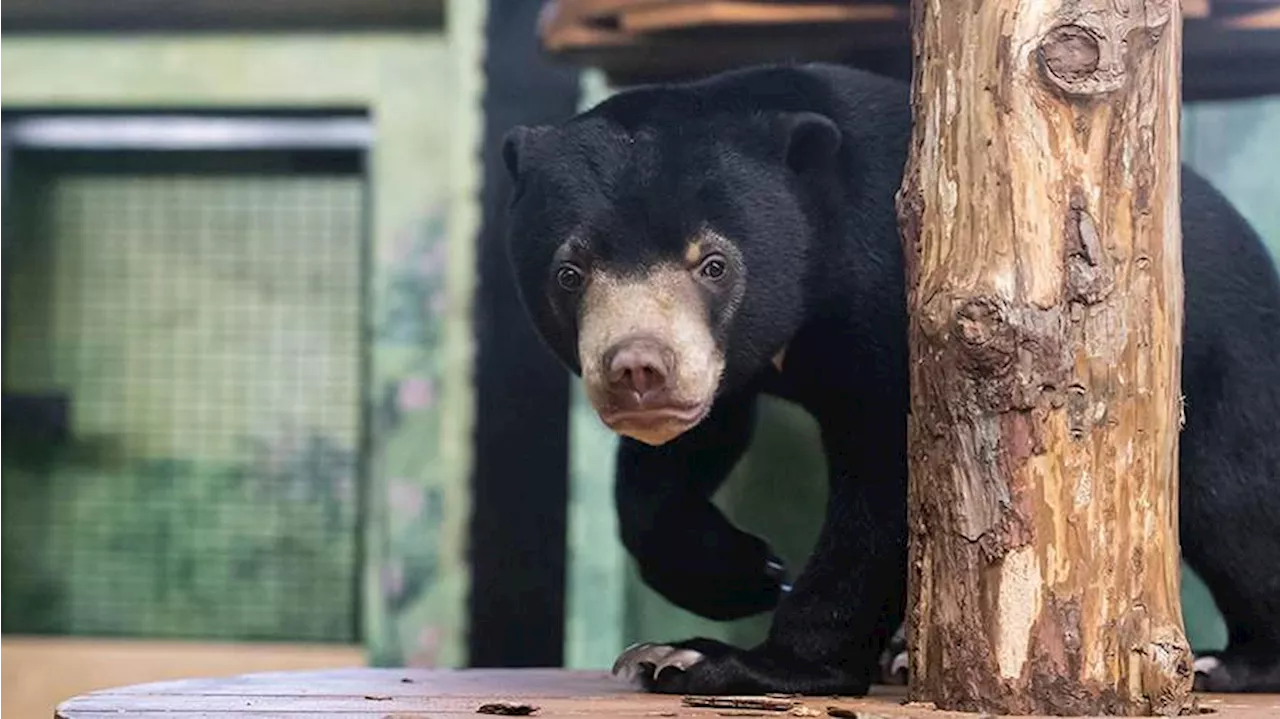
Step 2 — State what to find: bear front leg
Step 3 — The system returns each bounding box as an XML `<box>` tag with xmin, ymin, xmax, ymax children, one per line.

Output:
<box><xmin>615</xmin><ymin>393</ymin><xmax>790</xmax><ymax>621</ymax></box>
<box><xmin>615</xmin><ymin>426</ymin><xmax>908</xmax><ymax>696</ymax></box>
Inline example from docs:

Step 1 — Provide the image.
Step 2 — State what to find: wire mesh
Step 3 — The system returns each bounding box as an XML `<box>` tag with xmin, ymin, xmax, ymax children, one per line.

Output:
<box><xmin>3</xmin><ymin>158</ymin><xmax>365</xmax><ymax>642</ymax></box>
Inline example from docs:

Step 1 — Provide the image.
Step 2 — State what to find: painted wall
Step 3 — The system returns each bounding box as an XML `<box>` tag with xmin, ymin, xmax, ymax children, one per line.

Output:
<box><xmin>2</xmin><ymin>28</ymin><xmax>485</xmax><ymax>667</ymax></box>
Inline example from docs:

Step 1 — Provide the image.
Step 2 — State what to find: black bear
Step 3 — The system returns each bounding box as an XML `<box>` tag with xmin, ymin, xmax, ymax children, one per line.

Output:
<box><xmin>500</xmin><ymin>62</ymin><xmax>1280</xmax><ymax>696</ymax></box>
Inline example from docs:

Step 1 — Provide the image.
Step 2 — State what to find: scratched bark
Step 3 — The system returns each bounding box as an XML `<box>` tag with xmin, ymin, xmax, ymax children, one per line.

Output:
<box><xmin>896</xmin><ymin>0</ymin><xmax>1193</xmax><ymax>714</ymax></box>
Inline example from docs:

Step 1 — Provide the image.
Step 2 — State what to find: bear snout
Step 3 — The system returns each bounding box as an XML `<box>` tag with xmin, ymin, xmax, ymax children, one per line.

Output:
<box><xmin>604</xmin><ymin>336</ymin><xmax>676</xmax><ymax>409</ymax></box>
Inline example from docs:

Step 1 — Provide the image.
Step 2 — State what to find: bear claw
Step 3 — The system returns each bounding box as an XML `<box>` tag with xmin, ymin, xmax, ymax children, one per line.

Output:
<box><xmin>1193</xmin><ymin>655</ymin><xmax>1222</xmax><ymax>676</ymax></box>
<box><xmin>765</xmin><ymin>556</ymin><xmax>793</xmax><ymax>595</ymax></box>
<box><xmin>889</xmin><ymin>651</ymin><xmax>909</xmax><ymax>682</ymax></box>
<box><xmin>612</xmin><ymin>642</ymin><xmax>706</xmax><ymax>684</ymax></box>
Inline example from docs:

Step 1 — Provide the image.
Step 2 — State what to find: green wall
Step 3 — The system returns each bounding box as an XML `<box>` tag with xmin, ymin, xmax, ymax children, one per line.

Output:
<box><xmin>3</xmin><ymin>168</ymin><xmax>364</xmax><ymax>641</ymax></box>
<box><xmin>2</xmin><ymin>25</ymin><xmax>485</xmax><ymax>667</ymax></box>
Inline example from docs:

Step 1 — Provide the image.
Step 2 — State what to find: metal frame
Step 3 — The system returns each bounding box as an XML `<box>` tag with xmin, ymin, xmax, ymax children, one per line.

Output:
<box><xmin>4</xmin><ymin>114</ymin><xmax>374</xmax><ymax>152</ymax></box>
<box><xmin>1</xmin><ymin>110</ymin><xmax>374</xmax><ymax>644</ymax></box>
<box><xmin>3</xmin><ymin>0</ymin><xmax>445</xmax><ymax>33</ymax></box>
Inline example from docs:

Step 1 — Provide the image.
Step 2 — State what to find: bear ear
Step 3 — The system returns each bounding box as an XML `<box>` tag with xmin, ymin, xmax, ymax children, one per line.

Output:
<box><xmin>501</xmin><ymin>125</ymin><xmax>549</xmax><ymax>183</ymax></box>
<box><xmin>776</xmin><ymin>112</ymin><xmax>841</xmax><ymax>174</ymax></box>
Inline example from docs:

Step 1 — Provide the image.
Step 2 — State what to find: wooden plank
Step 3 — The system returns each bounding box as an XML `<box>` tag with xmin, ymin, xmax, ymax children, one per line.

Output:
<box><xmin>539</xmin><ymin>0</ymin><xmax>640</xmax><ymax>53</ymax></box>
<box><xmin>2</xmin><ymin>637</ymin><xmax>361</xmax><ymax>719</ymax></box>
<box><xmin>1226</xmin><ymin>5</ymin><xmax>1280</xmax><ymax>26</ymax></box>
<box><xmin>554</xmin><ymin>0</ymin><xmax>1206</xmax><ymax>35</ymax></box>
<box><xmin>542</xmin><ymin>11</ymin><xmax>1279</xmax><ymax>101</ymax></box>
<box><xmin>1184</xmin><ymin>0</ymin><xmax>1212</xmax><ymax>18</ymax></box>
<box><xmin>618</xmin><ymin>1</ymin><xmax>903</xmax><ymax>33</ymax></box>
<box><xmin>56</xmin><ymin>669</ymin><xmax>1280</xmax><ymax>718</ymax></box>
<box><xmin>542</xmin><ymin>14</ymin><xmax>908</xmax><ymax>67</ymax></box>
<box><xmin>101</xmin><ymin>669</ymin><xmax>619</xmax><ymax>696</ymax></box>
<box><xmin>564</xmin><ymin>0</ymin><xmax>675</xmax><ymax>21</ymax></box>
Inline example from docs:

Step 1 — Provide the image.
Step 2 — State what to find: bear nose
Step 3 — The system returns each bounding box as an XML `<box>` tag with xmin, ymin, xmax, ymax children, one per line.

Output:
<box><xmin>605</xmin><ymin>337</ymin><xmax>675</xmax><ymax>405</ymax></box>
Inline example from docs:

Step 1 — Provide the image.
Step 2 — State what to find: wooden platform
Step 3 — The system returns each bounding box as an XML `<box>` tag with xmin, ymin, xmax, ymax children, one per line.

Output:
<box><xmin>3</xmin><ymin>636</ymin><xmax>362</xmax><ymax>719</ymax></box>
<box><xmin>538</xmin><ymin>0</ymin><xmax>1280</xmax><ymax>101</ymax></box>
<box><xmin>55</xmin><ymin>668</ymin><xmax>1280</xmax><ymax>718</ymax></box>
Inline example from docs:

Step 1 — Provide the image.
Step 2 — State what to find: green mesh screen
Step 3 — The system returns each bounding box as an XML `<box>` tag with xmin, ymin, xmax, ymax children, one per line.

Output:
<box><xmin>3</xmin><ymin>154</ymin><xmax>365</xmax><ymax>642</ymax></box>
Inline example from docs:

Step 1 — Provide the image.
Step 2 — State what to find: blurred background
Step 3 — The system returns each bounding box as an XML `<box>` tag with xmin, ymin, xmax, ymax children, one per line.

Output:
<box><xmin>2</xmin><ymin>1</ymin><xmax>1278</xmax><ymax>716</ymax></box>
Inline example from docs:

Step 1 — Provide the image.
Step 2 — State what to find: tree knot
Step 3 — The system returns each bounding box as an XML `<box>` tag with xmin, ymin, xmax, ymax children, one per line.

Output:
<box><xmin>1038</xmin><ymin>23</ymin><xmax>1124</xmax><ymax>98</ymax></box>
<box><xmin>953</xmin><ymin>298</ymin><xmax>1016</xmax><ymax>377</ymax></box>
<box><xmin>1038</xmin><ymin>7</ymin><xmax>1174</xmax><ymax>98</ymax></box>
<box><xmin>1040</xmin><ymin>25</ymin><xmax>1101</xmax><ymax>86</ymax></box>
<box><xmin>1065</xmin><ymin>189</ymin><xmax>1114</xmax><ymax>305</ymax></box>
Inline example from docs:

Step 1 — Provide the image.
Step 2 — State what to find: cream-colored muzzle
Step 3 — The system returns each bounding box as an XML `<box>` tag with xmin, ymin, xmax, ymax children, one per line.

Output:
<box><xmin>578</xmin><ymin>266</ymin><xmax>724</xmax><ymax>444</ymax></box>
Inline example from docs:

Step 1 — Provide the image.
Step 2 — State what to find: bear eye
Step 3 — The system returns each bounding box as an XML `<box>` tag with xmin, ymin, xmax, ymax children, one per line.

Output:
<box><xmin>555</xmin><ymin>264</ymin><xmax>584</xmax><ymax>292</ymax></box>
<box><xmin>698</xmin><ymin>254</ymin><xmax>727</xmax><ymax>281</ymax></box>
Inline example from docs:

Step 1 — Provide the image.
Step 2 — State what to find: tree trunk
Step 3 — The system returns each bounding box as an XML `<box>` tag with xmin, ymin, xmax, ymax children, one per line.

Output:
<box><xmin>896</xmin><ymin>0</ymin><xmax>1194</xmax><ymax>715</ymax></box>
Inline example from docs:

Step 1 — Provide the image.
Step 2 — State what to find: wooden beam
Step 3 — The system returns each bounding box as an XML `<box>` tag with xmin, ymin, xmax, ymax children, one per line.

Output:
<box><xmin>1183</xmin><ymin>0</ymin><xmax>1212</xmax><ymax>19</ymax></box>
<box><xmin>1226</xmin><ymin>6</ymin><xmax>1280</xmax><ymax>28</ymax></box>
<box><xmin>539</xmin><ymin>0</ymin><xmax>639</xmax><ymax>53</ymax></box>
<box><xmin>564</xmin><ymin>0</ymin><xmax>669</xmax><ymax>20</ymax></box>
<box><xmin>897</xmin><ymin>0</ymin><xmax>1194</xmax><ymax>713</ymax></box>
<box><xmin>618</xmin><ymin>1</ymin><xmax>902</xmax><ymax>33</ymax></box>
<box><xmin>539</xmin><ymin>0</ymin><xmax>1280</xmax><ymax>100</ymax></box>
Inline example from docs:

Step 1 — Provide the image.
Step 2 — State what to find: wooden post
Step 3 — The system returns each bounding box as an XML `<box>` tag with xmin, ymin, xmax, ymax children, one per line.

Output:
<box><xmin>896</xmin><ymin>0</ymin><xmax>1193</xmax><ymax>715</ymax></box>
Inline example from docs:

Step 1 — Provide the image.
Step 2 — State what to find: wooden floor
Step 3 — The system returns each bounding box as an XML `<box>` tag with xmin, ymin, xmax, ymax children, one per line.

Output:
<box><xmin>55</xmin><ymin>668</ymin><xmax>1280</xmax><ymax>718</ymax></box>
<box><xmin>2</xmin><ymin>636</ymin><xmax>362</xmax><ymax>719</ymax></box>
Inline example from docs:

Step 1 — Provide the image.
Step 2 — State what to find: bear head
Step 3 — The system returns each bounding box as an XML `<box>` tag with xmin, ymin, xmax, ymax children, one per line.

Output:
<box><xmin>501</xmin><ymin>87</ymin><xmax>841</xmax><ymax>446</ymax></box>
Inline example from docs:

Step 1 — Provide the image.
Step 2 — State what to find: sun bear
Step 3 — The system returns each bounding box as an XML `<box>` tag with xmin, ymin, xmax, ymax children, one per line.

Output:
<box><xmin>500</xmin><ymin>62</ymin><xmax>1280</xmax><ymax>695</ymax></box>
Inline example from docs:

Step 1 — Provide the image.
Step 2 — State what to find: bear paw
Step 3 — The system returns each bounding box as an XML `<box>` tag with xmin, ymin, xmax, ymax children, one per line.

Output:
<box><xmin>877</xmin><ymin>624</ymin><xmax>909</xmax><ymax>686</ymax></box>
<box><xmin>1193</xmin><ymin>651</ymin><xmax>1280</xmax><ymax>693</ymax></box>
<box><xmin>879</xmin><ymin>649</ymin><xmax>909</xmax><ymax>686</ymax></box>
<box><xmin>612</xmin><ymin>642</ymin><xmax>707</xmax><ymax>684</ymax></box>
<box><xmin>611</xmin><ymin>637</ymin><xmax>869</xmax><ymax>695</ymax></box>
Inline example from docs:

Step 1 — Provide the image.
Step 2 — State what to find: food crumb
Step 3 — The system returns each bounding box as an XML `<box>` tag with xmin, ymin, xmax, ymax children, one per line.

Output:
<box><xmin>477</xmin><ymin>701</ymin><xmax>539</xmax><ymax>716</ymax></box>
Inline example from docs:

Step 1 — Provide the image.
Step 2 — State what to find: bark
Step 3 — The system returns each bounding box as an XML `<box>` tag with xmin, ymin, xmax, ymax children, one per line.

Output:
<box><xmin>896</xmin><ymin>0</ymin><xmax>1194</xmax><ymax>715</ymax></box>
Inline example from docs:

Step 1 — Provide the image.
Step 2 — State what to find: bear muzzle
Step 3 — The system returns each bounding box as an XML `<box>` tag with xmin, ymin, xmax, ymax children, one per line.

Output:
<box><xmin>595</xmin><ymin>335</ymin><xmax>711</xmax><ymax>444</ymax></box>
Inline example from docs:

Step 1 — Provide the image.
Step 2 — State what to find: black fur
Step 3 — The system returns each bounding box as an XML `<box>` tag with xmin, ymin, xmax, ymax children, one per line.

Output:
<box><xmin>502</xmin><ymin>63</ymin><xmax>1280</xmax><ymax>695</ymax></box>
